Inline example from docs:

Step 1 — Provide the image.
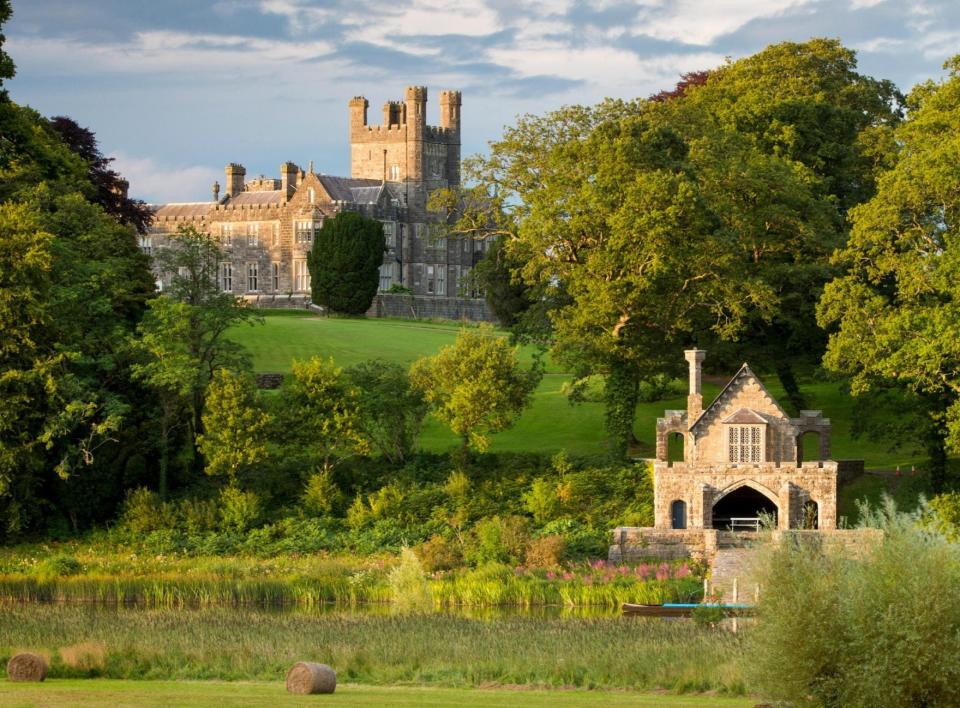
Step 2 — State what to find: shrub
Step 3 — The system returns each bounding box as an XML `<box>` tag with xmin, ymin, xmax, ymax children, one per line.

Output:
<box><xmin>745</xmin><ymin>497</ymin><xmax>960</xmax><ymax>707</ymax></box>
<box><xmin>522</xmin><ymin>477</ymin><xmax>560</xmax><ymax>524</ymax></box>
<box><xmin>538</xmin><ymin>519</ymin><xmax>608</xmax><ymax>560</ymax></box>
<box><xmin>218</xmin><ymin>486</ymin><xmax>261</xmax><ymax>533</ymax></box>
<box><xmin>178</xmin><ymin>498</ymin><xmax>219</xmax><ymax>534</ymax></box>
<box><xmin>302</xmin><ymin>469</ymin><xmax>342</xmax><ymax>516</ymax></box>
<box><xmin>524</xmin><ymin>535</ymin><xmax>565</xmax><ymax>569</ymax></box>
<box><xmin>119</xmin><ymin>487</ymin><xmax>176</xmax><ymax>533</ymax></box>
<box><xmin>467</xmin><ymin>515</ymin><xmax>529</xmax><ymax>566</ymax></box>
<box><xmin>416</xmin><ymin>534</ymin><xmax>463</xmax><ymax>572</ymax></box>
<box><xmin>388</xmin><ymin>547</ymin><xmax>432</xmax><ymax>613</ymax></box>
<box><xmin>35</xmin><ymin>554</ymin><xmax>82</xmax><ymax>579</ymax></box>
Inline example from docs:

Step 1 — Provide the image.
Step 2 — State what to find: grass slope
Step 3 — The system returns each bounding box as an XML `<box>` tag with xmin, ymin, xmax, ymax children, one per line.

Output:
<box><xmin>230</xmin><ymin>312</ymin><xmax>924</xmax><ymax>466</ymax></box>
<box><xmin>0</xmin><ymin>680</ymin><xmax>754</xmax><ymax>707</ymax></box>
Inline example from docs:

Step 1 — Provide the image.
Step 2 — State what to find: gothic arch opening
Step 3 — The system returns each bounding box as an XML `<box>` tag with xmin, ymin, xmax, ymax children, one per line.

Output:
<box><xmin>712</xmin><ymin>484</ymin><xmax>778</xmax><ymax>531</ymax></box>
<box><xmin>802</xmin><ymin>500</ymin><xmax>819</xmax><ymax>529</ymax></box>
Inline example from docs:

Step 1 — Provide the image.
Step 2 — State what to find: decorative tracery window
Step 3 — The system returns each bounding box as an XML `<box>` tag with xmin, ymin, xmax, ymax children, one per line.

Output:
<box><xmin>728</xmin><ymin>425</ymin><xmax>762</xmax><ymax>463</ymax></box>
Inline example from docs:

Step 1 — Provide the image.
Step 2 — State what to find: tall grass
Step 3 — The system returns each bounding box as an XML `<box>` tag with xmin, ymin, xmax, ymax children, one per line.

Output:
<box><xmin>0</xmin><ymin>605</ymin><xmax>745</xmax><ymax>692</ymax></box>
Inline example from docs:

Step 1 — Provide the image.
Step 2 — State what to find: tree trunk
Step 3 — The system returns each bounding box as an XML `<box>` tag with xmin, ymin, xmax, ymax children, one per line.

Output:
<box><xmin>604</xmin><ymin>359</ymin><xmax>640</xmax><ymax>461</ymax></box>
<box><xmin>774</xmin><ymin>358</ymin><xmax>806</xmax><ymax>413</ymax></box>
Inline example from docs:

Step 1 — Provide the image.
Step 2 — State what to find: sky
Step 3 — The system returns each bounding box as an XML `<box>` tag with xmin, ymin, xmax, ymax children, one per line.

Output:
<box><xmin>5</xmin><ymin>0</ymin><xmax>960</xmax><ymax>203</ymax></box>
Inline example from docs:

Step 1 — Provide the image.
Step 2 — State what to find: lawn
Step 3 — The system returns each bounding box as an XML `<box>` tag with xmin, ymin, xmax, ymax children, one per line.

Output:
<box><xmin>231</xmin><ymin>312</ymin><xmax>924</xmax><ymax>467</ymax></box>
<box><xmin>0</xmin><ymin>680</ymin><xmax>754</xmax><ymax>707</ymax></box>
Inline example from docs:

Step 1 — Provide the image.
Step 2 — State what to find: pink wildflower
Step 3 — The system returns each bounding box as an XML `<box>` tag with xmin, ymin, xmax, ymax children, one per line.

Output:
<box><xmin>591</xmin><ymin>559</ymin><xmax>605</xmax><ymax>570</ymax></box>
<box><xmin>563</xmin><ymin>571</ymin><xmax>575</xmax><ymax>581</ymax></box>
<box><xmin>674</xmin><ymin>564</ymin><xmax>691</xmax><ymax>579</ymax></box>
<box><xmin>546</xmin><ymin>571</ymin><xmax>556</xmax><ymax>580</ymax></box>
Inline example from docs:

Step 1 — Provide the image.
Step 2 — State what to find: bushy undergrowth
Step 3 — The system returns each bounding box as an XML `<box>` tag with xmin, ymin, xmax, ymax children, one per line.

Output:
<box><xmin>0</xmin><ymin>605</ymin><xmax>745</xmax><ymax>692</ymax></box>
<box><xmin>745</xmin><ymin>497</ymin><xmax>960</xmax><ymax>707</ymax></box>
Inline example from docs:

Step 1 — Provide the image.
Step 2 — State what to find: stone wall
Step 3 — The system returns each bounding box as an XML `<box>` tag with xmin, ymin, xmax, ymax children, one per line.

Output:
<box><xmin>653</xmin><ymin>461</ymin><xmax>839</xmax><ymax>530</ymax></box>
<box><xmin>608</xmin><ymin>528</ymin><xmax>718</xmax><ymax>563</ymax></box>
<box><xmin>366</xmin><ymin>293</ymin><xmax>495</xmax><ymax>322</ymax></box>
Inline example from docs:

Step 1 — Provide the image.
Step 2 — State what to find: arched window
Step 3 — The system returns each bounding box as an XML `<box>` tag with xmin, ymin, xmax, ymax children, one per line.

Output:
<box><xmin>802</xmin><ymin>500</ymin><xmax>819</xmax><ymax>530</ymax></box>
<box><xmin>671</xmin><ymin>500</ymin><xmax>687</xmax><ymax>530</ymax></box>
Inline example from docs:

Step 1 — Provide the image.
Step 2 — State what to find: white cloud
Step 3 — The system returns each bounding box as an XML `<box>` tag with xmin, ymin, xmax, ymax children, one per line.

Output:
<box><xmin>110</xmin><ymin>152</ymin><xmax>222</xmax><ymax>204</ymax></box>
<box><xmin>633</xmin><ymin>0</ymin><xmax>814</xmax><ymax>45</ymax></box>
<box><xmin>853</xmin><ymin>36</ymin><xmax>905</xmax><ymax>53</ymax></box>
<box><xmin>850</xmin><ymin>0</ymin><xmax>886</xmax><ymax>8</ymax></box>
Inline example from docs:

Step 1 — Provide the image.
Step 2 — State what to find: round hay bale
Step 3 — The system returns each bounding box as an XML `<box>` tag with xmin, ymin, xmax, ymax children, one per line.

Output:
<box><xmin>286</xmin><ymin>661</ymin><xmax>336</xmax><ymax>695</ymax></box>
<box><xmin>6</xmin><ymin>652</ymin><xmax>47</xmax><ymax>682</ymax></box>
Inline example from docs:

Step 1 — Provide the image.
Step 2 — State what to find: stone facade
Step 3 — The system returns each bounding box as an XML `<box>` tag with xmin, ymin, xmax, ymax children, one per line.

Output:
<box><xmin>610</xmin><ymin>349</ymin><xmax>849</xmax><ymax>564</ymax></box>
<box><xmin>143</xmin><ymin>87</ymin><xmax>491</xmax><ymax>320</ymax></box>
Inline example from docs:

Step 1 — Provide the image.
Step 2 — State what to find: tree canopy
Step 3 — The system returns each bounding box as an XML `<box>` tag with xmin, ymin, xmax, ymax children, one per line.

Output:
<box><xmin>818</xmin><ymin>56</ymin><xmax>960</xmax><ymax>490</ymax></box>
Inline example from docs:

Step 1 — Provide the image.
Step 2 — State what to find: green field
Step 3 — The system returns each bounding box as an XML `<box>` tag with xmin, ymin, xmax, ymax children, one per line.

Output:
<box><xmin>0</xmin><ymin>680</ymin><xmax>754</xmax><ymax>707</ymax></box>
<box><xmin>231</xmin><ymin>312</ymin><xmax>923</xmax><ymax>467</ymax></box>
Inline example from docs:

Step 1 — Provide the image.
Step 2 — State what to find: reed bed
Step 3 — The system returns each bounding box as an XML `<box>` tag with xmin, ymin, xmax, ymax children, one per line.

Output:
<box><xmin>0</xmin><ymin>555</ymin><xmax>701</xmax><ymax>609</ymax></box>
<box><xmin>0</xmin><ymin>605</ymin><xmax>746</xmax><ymax>692</ymax></box>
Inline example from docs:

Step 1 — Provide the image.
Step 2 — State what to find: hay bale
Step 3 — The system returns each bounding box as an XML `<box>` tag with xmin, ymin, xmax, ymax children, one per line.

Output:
<box><xmin>6</xmin><ymin>652</ymin><xmax>47</xmax><ymax>682</ymax></box>
<box><xmin>286</xmin><ymin>661</ymin><xmax>336</xmax><ymax>695</ymax></box>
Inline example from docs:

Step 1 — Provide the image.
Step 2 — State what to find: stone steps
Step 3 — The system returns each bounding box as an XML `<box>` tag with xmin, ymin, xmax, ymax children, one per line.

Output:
<box><xmin>708</xmin><ymin>546</ymin><xmax>761</xmax><ymax>602</ymax></box>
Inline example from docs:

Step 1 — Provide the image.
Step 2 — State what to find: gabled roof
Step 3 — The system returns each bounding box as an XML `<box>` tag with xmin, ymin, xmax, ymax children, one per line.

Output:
<box><xmin>690</xmin><ymin>363</ymin><xmax>790</xmax><ymax>433</ymax></box>
<box><xmin>722</xmin><ymin>408</ymin><xmax>769</xmax><ymax>425</ymax></box>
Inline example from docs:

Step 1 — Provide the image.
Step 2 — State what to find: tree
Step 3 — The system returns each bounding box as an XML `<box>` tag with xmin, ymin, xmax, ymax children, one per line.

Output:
<box><xmin>470</xmin><ymin>236</ymin><xmax>532</xmax><ymax>328</ymax></box>
<box><xmin>344</xmin><ymin>360</ymin><xmax>428</xmax><ymax>464</ymax></box>
<box><xmin>197</xmin><ymin>369</ymin><xmax>271</xmax><ymax>484</ymax></box>
<box><xmin>132</xmin><ymin>226</ymin><xmax>258</xmax><ymax>495</ymax></box>
<box><xmin>277</xmin><ymin>357</ymin><xmax>368</xmax><ymax>471</ymax></box>
<box><xmin>307</xmin><ymin>211</ymin><xmax>385</xmax><ymax>314</ymax></box>
<box><xmin>409</xmin><ymin>325</ymin><xmax>542</xmax><ymax>454</ymax></box>
<box><xmin>433</xmin><ymin>39</ymin><xmax>900</xmax><ymax>453</ymax></box>
<box><xmin>817</xmin><ymin>57</ymin><xmax>960</xmax><ymax>492</ymax></box>
<box><xmin>49</xmin><ymin>116</ymin><xmax>153</xmax><ymax>233</ymax></box>
<box><xmin>0</xmin><ymin>0</ymin><xmax>14</xmax><ymax>98</ymax></box>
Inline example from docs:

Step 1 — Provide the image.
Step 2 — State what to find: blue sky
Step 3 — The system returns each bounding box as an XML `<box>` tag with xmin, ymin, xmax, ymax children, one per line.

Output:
<box><xmin>6</xmin><ymin>0</ymin><xmax>959</xmax><ymax>203</ymax></box>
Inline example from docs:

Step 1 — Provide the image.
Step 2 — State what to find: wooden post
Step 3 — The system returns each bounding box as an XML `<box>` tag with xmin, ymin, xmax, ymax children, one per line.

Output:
<box><xmin>732</xmin><ymin>577</ymin><xmax>739</xmax><ymax>603</ymax></box>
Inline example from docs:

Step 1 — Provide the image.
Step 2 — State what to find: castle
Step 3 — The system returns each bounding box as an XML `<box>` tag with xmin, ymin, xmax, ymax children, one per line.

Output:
<box><xmin>144</xmin><ymin>87</ymin><xmax>492</xmax><ymax>319</ymax></box>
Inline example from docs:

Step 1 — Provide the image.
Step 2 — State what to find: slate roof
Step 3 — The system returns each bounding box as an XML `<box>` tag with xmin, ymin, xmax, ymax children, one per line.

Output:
<box><xmin>227</xmin><ymin>190</ymin><xmax>284</xmax><ymax>206</ymax></box>
<box><xmin>316</xmin><ymin>175</ymin><xmax>383</xmax><ymax>203</ymax></box>
<box><xmin>150</xmin><ymin>202</ymin><xmax>213</xmax><ymax>219</ymax></box>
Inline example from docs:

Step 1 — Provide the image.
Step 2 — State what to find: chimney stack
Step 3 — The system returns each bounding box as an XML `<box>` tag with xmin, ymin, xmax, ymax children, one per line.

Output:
<box><xmin>684</xmin><ymin>349</ymin><xmax>706</xmax><ymax>422</ymax></box>
<box><xmin>280</xmin><ymin>162</ymin><xmax>298</xmax><ymax>199</ymax></box>
<box><xmin>212</xmin><ymin>181</ymin><xmax>220</xmax><ymax>203</ymax></box>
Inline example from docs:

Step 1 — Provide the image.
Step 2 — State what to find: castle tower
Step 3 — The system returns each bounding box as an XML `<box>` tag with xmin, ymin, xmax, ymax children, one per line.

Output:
<box><xmin>224</xmin><ymin>163</ymin><xmax>246</xmax><ymax>198</ymax></box>
<box><xmin>439</xmin><ymin>90</ymin><xmax>462</xmax><ymax>186</ymax></box>
<box><xmin>348</xmin><ymin>86</ymin><xmax>462</xmax><ymax>216</ymax></box>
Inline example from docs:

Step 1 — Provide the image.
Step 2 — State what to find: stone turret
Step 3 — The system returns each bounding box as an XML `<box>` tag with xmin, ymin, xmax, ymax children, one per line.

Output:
<box><xmin>212</xmin><ymin>181</ymin><xmax>220</xmax><ymax>203</ymax></box>
<box><xmin>224</xmin><ymin>163</ymin><xmax>246</xmax><ymax>198</ymax></box>
<box><xmin>348</xmin><ymin>96</ymin><xmax>368</xmax><ymax>129</ymax></box>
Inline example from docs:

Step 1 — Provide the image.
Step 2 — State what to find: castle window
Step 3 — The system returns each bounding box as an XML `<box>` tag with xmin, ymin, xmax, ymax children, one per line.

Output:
<box><xmin>247</xmin><ymin>223</ymin><xmax>259</xmax><ymax>247</ymax></box>
<box><xmin>295</xmin><ymin>221</ymin><xmax>313</xmax><ymax>244</ymax></box>
<box><xmin>436</xmin><ymin>264</ymin><xmax>446</xmax><ymax>296</ymax></box>
<box><xmin>728</xmin><ymin>425</ymin><xmax>763</xmax><ymax>463</ymax></box>
<box><xmin>426</xmin><ymin>265</ymin><xmax>435</xmax><ymax>294</ymax></box>
<box><xmin>247</xmin><ymin>262</ymin><xmax>258</xmax><ymax>292</ymax></box>
<box><xmin>382</xmin><ymin>221</ymin><xmax>395</xmax><ymax>248</ymax></box>
<box><xmin>308</xmin><ymin>188</ymin><xmax>315</xmax><ymax>204</ymax></box>
<box><xmin>378</xmin><ymin>263</ymin><xmax>393</xmax><ymax>292</ymax></box>
<box><xmin>220</xmin><ymin>262</ymin><xmax>232</xmax><ymax>292</ymax></box>
<box><xmin>272</xmin><ymin>222</ymin><xmax>280</xmax><ymax>246</ymax></box>
<box><xmin>272</xmin><ymin>262</ymin><xmax>280</xmax><ymax>291</ymax></box>
<box><xmin>294</xmin><ymin>259</ymin><xmax>310</xmax><ymax>292</ymax></box>
<box><xmin>139</xmin><ymin>235</ymin><xmax>152</xmax><ymax>256</ymax></box>
<box><xmin>390</xmin><ymin>165</ymin><xmax>400</xmax><ymax>181</ymax></box>
<box><xmin>220</xmin><ymin>223</ymin><xmax>233</xmax><ymax>244</ymax></box>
